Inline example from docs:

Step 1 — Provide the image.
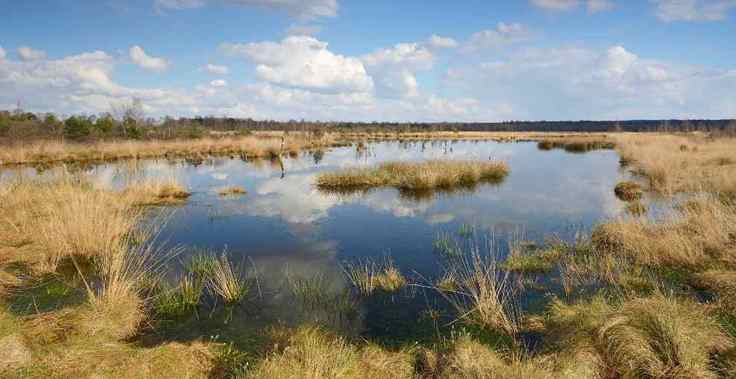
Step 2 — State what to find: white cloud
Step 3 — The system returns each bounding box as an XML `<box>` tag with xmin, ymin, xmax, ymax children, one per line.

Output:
<box><xmin>129</xmin><ymin>45</ymin><xmax>169</xmax><ymax>72</ymax></box>
<box><xmin>530</xmin><ymin>0</ymin><xmax>580</xmax><ymax>11</ymax></box>
<box><xmin>426</xmin><ymin>34</ymin><xmax>458</xmax><ymax>49</ymax></box>
<box><xmin>155</xmin><ymin>0</ymin><xmax>338</xmax><ymax>19</ymax></box>
<box><xmin>203</xmin><ymin>63</ymin><xmax>229</xmax><ymax>75</ymax></box>
<box><xmin>653</xmin><ymin>0</ymin><xmax>736</xmax><ymax>21</ymax></box>
<box><xmin>18</xmin><ymin>46</ymin><xmax>47</xmax><ymax>61</ymax></box>
<box><xmin>587</xmin><ymin>0</ymin><xmax>615</xmax><ymax>12</ymax></box>
<box><xmin>0</xmin><ymin>46</ymin><xmax>5</xmax><ymax>61</ymax></box>
<box><xmin>210</xmin><ymin>79</ymin><xmax>228</xmax><ymax>87</ymax></box>
<box><xmin>286</xmin><ymin>24</ymin><xmax>322</xmax><ymax>36</ymax></box>
<box><xmin>445</xmin><ymin>44</ymin><xmax>736</xmax><ymax>120</ymax></box>
<box><xmin>220</xmin><ymin>36</ymin><xmax>373</xmax><ymax>93</ymax></box>
<box><xmin>463</xmin><ymin>23</ymin><xmax>533</xmax><ymax>53</ymax></box>
<box><xmin>361</xmin><ymin>42</ymin><xmax>434</xmax><ymax>98</ymax></box>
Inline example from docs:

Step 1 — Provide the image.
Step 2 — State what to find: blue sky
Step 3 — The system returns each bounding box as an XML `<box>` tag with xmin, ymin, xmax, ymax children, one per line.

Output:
<box><xmin>1</xmin><ymin>0</ymin><xmax>735</xmax><ymax>121</ymax></box>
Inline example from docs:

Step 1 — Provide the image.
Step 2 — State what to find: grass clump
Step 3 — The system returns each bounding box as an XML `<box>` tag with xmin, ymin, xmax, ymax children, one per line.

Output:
<box><xmin>614</xmin><ymin>181</ymin><xmax>643</xmax><ymax>201</ymax></box>
<box><xmin>207</xmin><ymin>254</ymin><xmax>249</xmax><ymax>305</ymax></box>
<box><xmin>248</xmin><ymin>326</ymin><xmax>414</xmax><ymax>379</ymax></box>
<box><xmin>154</xmin><ymin>274</ymin><xmax>204</xmax><ymax>318</ymax></box>
<box><xmin>543</xmin><ymin>294</ymin><xmax>733</xmax><ymax>378</ymax></box>
<box><xmin>124</xmin><ymin>178</ymin><xmax>191</xmax><ymax>206</ymax></box>
<box><xmin>501</xmin><ymin>244</ymin><xmax>564</xmax><ymax>274</ymax></box>
<box><xmin>438</xmin><ymin>249</ymin><xmax>520</xmax><ymax>336</ymax></box>
<box><xmin>316</xmin><ymin>160</ymin><xmax>509</xmax><ymax>192</ymax></box>
<box><xmin>218</xmin><ymin>186</ymin><xmax>247</xmax><ymax>196</ymax></box>
<box><xmin>343</xmin><ymin>259</ymin><xmax>407</xmax><ymax>296</ymax></box>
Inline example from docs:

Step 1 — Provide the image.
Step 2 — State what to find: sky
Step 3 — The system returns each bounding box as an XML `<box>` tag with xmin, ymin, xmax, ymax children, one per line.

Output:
<box><xmin>1</xmin><ymin>0</ymin><xmax>735</xmax><ymax>122</ymax></box>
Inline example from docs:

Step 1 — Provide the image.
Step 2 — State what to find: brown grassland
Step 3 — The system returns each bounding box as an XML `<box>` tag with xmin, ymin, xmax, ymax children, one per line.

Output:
<box><xmin>1</xmin><ymin>131</ymin><xmax>736</xmax><ymax>378</ymax></box>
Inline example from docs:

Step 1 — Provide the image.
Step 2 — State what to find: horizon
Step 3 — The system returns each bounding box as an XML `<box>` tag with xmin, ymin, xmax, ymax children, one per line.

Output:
<box><xmin>1</xmin><ymin>0</ymin><xmax>735</xmax><ymax>122</ymax></box>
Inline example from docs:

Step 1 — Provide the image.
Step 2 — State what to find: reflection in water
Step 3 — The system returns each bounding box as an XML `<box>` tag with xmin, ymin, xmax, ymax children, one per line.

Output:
<box><xmin>2</xmin><ymin>140</ymin><xmax>628</xmax><ymax>343</ymax></box>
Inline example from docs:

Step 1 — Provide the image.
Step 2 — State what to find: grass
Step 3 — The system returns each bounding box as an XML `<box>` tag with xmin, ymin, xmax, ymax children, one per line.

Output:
<box><xmin>500</xmin><ymin>243</ymin><xmax>564</xmax><ymax>274</ymax></box>
<box><xmin>123</xmin><ymin>177</ymin><xmax>191</xmax><ymax>206</ymax></box>
<box><xmin>437</xmin><ymin>248</ymin><xmax>520</xmax><ymax>336</ymax></box>
<box><xmin>342</xmin><ymin>259</ymin><xmax>407</xmax><ymax>296</ymax></box>
<box><xmin>218</xmin><ymin>186</ymin><xmax>247</xmax><ymax>196</ymax></box>
<box><xmin>537</xmin><ymin>137</ymin><xmax>615</xmax><ymax>153</ymax></box>
<box><xmin>0</xmin><ymin>133</ymin><xmax>338</xmax><ymax>166</ymax></box>
<box><xmin>154</xmin><ymin>274</ymin><xmax>204</xmax><ymax>318</ymax></box>
<box><xmin>316</xmin><ymin>160</ymin><xmax>509</xmax><ymax>192</ymax></box>
<box><xmin>207</xmin><ymin>254</ymin><xmax>250</xmax><ymax>305</ymax></box>
<box><xmin>614</xmin><ymin>180</ymin><xmax>643</xmax><ymax>201</ymax></box>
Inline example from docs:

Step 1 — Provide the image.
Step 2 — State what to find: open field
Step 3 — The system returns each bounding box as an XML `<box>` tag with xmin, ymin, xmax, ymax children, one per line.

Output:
<box><xmin>2</xmin><ymin>132</ymin><xmax>736</xmax><ymax>378</ymax></box>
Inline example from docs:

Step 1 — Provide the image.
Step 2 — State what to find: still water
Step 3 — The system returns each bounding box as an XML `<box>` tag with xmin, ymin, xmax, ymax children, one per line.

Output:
<box><xmin>3</xmin><ymin>140</ymin><xmax>629</xmax><ymax>345</ymax></box>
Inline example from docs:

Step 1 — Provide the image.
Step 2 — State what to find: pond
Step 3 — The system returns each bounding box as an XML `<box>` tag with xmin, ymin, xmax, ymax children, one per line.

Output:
<box><xmin>1</xmin><ymin>140</ymin><xmax>630</xmax><ymax>347</ymax></box>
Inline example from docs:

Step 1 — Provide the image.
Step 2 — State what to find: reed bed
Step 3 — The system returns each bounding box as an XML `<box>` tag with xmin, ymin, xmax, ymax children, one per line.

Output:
<box><xmin>123</xmin><ymin>177</ymin><xmax>191</xmax><ymax>206</ymax></box>
<box><xmin>613</xmin><ymin>181</ymin><xmax>643</xmax><ymax>201</ymax></box>
<box><xmin>316</xmin><ymin>160</ymin><xmax>509</xmax><ymax>192</ymax></box>
<box><xmin>218</xmin><ymin>186</ymin><xmax>247</xmax><ymax>196</ymax></box>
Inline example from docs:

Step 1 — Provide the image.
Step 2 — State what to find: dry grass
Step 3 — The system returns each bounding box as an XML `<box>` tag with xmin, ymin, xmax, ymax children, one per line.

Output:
<box><xmin>207</xmin><ymin>254</ymin><xmax>249</xmax><ymax>304</ymax></box>
<box><xmin>342</xmin><ymin>259</ymin><xmax>407</xmax><ymax>296</ymax></box>
<box><xmin>0</xmin><ymin>134</ymin><xmax>337</xmax><ymax>166</ymax></box>
<box><xmin>438</xmin><ymin>249</ymin><xmax>520</xmax><ymax>336</ymax></box>
<box><xmin>218</xmin><ymin>186</ymin><xmax>247</xmax><ymax>196</ymax></box>
<box><xmin>123</xmin><ymin>177</ymin><xmax>191</xmax><ymax>206</ymax></box>
<box><xmin>543</xmin><ymin>294</ymin><xmax>732</xmax><ymax>379</ymax></box>
<box><xmin>317</xmin><ymin>160</ymin><xmax>509</xmax><ymax>192</ymax></box>
<box><xmin>613</xmin><ymin>181</ymin><xmax>643</xmax><ymax>201</ymax></box>
<box><xmin>592</xmin><ymin>195</ymin><xmax>736</xmax><ymax>268</ymax></box>
<box><xmin>614</xmin><ymin>133</ymin><xmax>736</xmax><ymax>197</ymax></box>
<box><xmin>248</xmin><ymin>326</ymin><xmax>414</xmax><ymax>379</ymax></box>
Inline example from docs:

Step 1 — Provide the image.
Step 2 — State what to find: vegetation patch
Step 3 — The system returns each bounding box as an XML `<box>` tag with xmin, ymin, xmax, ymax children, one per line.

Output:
<box><xmin>614</xmin><ymin>180</ymin><xmax>643</xmax><ymax>201</ymax></box>
<box><xmin>218</xmin><ymin>186</ymin><xmax>247</xmax><ymax>196</ymax></box>
<box><xmin>316</xmin><ymin>160</ymin><xmax>509</xmax><ymax>193</ymax></box>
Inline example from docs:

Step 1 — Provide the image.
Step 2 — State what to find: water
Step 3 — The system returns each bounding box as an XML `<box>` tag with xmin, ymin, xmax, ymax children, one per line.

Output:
<box><xmin>1</xmin><ymin>140</ymin><xmax>629</xmax><ymax>346</ymax></box>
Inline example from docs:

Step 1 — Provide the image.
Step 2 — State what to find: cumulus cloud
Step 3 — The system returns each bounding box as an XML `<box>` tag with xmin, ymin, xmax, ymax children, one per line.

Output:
<box><xmin>653</xmin><ymin>0</ymin><xmax>736</xmax><ymax>21</ymax></box>
<box><xmin>444</xmin><ymin>44</ymin><xmax>736</xmax><ymax>120</ymax></box>
<box><xmin>129</xmin><ymin>45</ymin><xmax>169</xmax><ymax>72</ymax></box>
<box><xmin>203</xmin><ymin>63</ymin><xmax>229</xmax><ymax>75</ymax></box>
<box><xmin>463</xmin><ymin>23</ymin><xmax>534</xmax><ymax>53</ymax></box>
<box><xmin>220</xmin><ymin>36</ymin><xmax>373</xmax><ymax>93</ymax></box>
<box><xmin>530</xmin><ymin>0</ymin><xmax>580</xmax><ymax>11</ymax></box>
<box><xmin>210</xmin><ymin>79</ymin><xmax>228</xmax><ymax>87</ymax></box>
<box><xmin>155</xmin><ymin>0</ymin><xmax>338</xmax><ymax>19</ymax></box>
<box><xmin>426</xmin><ymin>34</ymin><xmax>458</xmax><ymax>49</ymax></box>
<box><xmin>361</xmin><ymin>42</ymin><xmax>434</xmax><ymax>98</ymax></box>
<box><xmin>18</xmin><ymin>46</ymin><xmax>47</xmax><ymax>61</ymax></box>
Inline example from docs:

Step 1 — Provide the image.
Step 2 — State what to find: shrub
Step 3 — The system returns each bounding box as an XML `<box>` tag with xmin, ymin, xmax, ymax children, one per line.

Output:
<box><xmin>63</xmin><ymin>116</ymin><xmax>92</xmax><ymax>140</ymax></box>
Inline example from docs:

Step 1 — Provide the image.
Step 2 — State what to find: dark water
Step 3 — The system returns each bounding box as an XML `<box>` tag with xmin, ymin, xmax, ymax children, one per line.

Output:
<box><xmin>1</xmin><ymin>140</ymin><xmax>630</xmax><ymax>346</ymax></box>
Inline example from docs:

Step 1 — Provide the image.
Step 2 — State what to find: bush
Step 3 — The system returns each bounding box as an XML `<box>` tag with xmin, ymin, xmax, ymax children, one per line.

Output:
<box><xmin>63</xmin><ymin>116</ymin><xmax>92</xmax><ymax>140</ymax></box>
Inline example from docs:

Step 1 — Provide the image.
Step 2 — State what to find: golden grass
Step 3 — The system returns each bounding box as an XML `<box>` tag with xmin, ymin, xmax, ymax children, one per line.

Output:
<box><xmin>0</xmin><ymin>134</ymin><xmax>337</xmax><ymax>166</ymax></box>
<box><xmin>248</xmin><ymin>326</ymin><xmax>414</xmax><ymax>379</ymax></box>
<box><xmin>207</xmin><ymin>254</ymin><xmax>249</xmax><ymax>304</ymax></box>
<box><xmin>614</xmin><ymin>133</ymin><xmax>736</xmax><ymax>197</ymax></box>
<box><xmin>317</xmin><ymin>160</ymin><xmax>509</xmax><ymax>192</ymax></box>
<box><xmin>342</xmin><ymin>259</ymin><xmax>407</xmax><ymax>296</ymax></box>
<box><xmin>438</xmin><ymin>249</ymin><xmax>520</xmax><ymax>335</ymax></box>
<box><xmin>123</xmin><ymin>177</ymin><xmax>191</xmax><ymax>206</ymax></box>
<box><xmin>543</xmin><ymin>294</ymin><xmax>732</xmax><ymax>379</ymax></box>
<box><xmin>592</xmin><ymin>195</ymin><xmax>736</xmax><ymax>268</ymax></box>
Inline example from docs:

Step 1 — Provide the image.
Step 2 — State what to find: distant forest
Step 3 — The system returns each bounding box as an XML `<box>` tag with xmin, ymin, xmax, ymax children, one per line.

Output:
<box><xmin>1</xmin><ymin>104</ymin><xmax>735</xmax><ymax>142</ymax></box>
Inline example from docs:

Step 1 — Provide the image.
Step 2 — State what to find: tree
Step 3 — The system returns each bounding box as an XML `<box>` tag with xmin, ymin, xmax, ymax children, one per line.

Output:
<box><xmin>0</xmin><ymin>116</ymin><xmax>9</xmax><ymax>136</ymax></box>
<box><xmin>113</xmin><ymin>98</ymin><xmax>146</xmax><ymax>139</ymax></box>
<box><xmin>63</xmin><ymin>116</ymin><xmax>92</xmax><ymax>140</ymax></box>
<box><xmin>94</xmin><ymin>114</ymin><xmax>115</xmax><ymax>134</ymax></box>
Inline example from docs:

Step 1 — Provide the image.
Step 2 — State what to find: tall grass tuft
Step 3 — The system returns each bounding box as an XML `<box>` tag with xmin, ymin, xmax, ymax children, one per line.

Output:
<box><xmin>342</xmin><ymin>258</ymin><xmax>407</xmax><ymax>296</ymax></box>
<box><xmin>207</xmin><ymin>254</ymin><xmax>249</xmax><ymax>305</ymax></box>
<box><xmin>437</xmin><ymin>246</ymin><xmax>520</xmax><ymax>336</ymax></box>
<box><xmin>123</xmin><ymin>177</ymin><xmax>191</xmax><ymax>206</ymax></box>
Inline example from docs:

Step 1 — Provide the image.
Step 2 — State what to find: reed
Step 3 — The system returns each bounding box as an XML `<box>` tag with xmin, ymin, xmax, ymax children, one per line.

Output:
<box><xmin>613</xmin><ymin>181</ymin><xmax>643</xmax><ymax>201</ymax></box>
<box><xmin>342</xmin><ymin>259</ymin><xmax>407</xmax><ymax>296</ymax></box>
<box><xmin>123</xmin><ymin>177</ymin><xmax>191</xmax><ymax>206</ymax></box>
